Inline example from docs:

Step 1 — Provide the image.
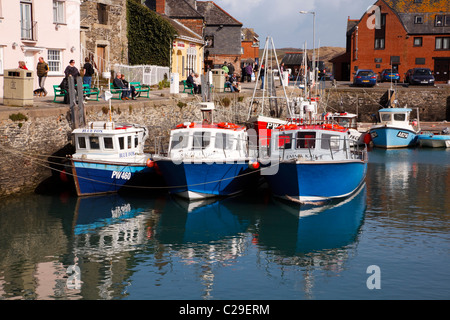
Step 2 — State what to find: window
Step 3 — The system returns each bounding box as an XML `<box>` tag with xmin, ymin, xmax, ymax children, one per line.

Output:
<box><xmin>127</xmin><ymin>136</ymin><xmax>132</xmax><ymax>149</ymax></box>
<box><xmin>394</xmin><ymin>113</ymin><xmax>406</xmax><ymax>121</ymax></box>
<box><xmin>104</xmin><ymin>137</ymin><xmax>113</xmax><ymax>149</ymax></box>
<box><xmin>89</xmin><ymin>137</ymin><xmax>100</xmax><ymax>150</ymax></box>
<box><xmin>97</xmin><ymin>3</ymin><xmax>108</xmax><ymax>25</ymax></box>
<box><xmin>321</xmin><ymin>134</ymin><xmax>340</xmax><ymax>151</ymax></box>
<box><xmin>47</xmin><ymin>49</ymin><xmax>62</xmax><ymax>74</ymax></box>
<box><xmin>296</xmin><ymin>132</ymin><xmax>316</xmax><ymax>149</ymax></box>
<box><xmin>53</xmin><ymin>0</ymin><xmax>65</xmax><ymax>24</ymax></box>
<box><xmin>118</xmin><ymin>137</ymin><xmax>124</xmax><ymax>150</ymax></box>
<box><xmin>78</xmin><ymin>137</ymin><xmax>86</xmax><ymax>149</ymax></box>
<box><xmin>436</xmin><ymin>37</ymin><xmax>450</xmax><ymax>50</ymax></box>
<box><xmin>375</xmin><ymin>38</ymin><xmax>385</xmax><ymax>49</ymax></box>
<box><xmin>192</xmin><ymin>132</ymin><xmax>211</xmax><ymax>150</ymax></box>
<box><xmin>134</xmin><ymin>135</ymin><xmax>139</xmax><ymax>149</ymax></box>
<box><xmin>415</xmin><ymin>58</ymin><xmax>425</xmax><ymax>65</ymax></box>
<box><xmin>435</xmin><ymin>15</ymin><xmax>444</xmax><ymax>27</ymax></box>
<box><xmin>413</xmin><ymin>37</ymin><xmax>422</xmax><ymax>47</ymax></box>
<box><xmin>215</xmin><ymin>133</ymin><xmax>233</xmax><ymax>150</ymax></box>
<box><xmin>381</xmin><ymin>114</ymin><xmax>391</xmax><ymax>122</ymax></box>
<box><xmin>414</xmin><ymin>16</ymin><xmax>423</xmax><ymax>24</ymax></box>
<box><xmin>171</xmin><ymin>132</ymin><xmax>189</xmax><ymax>150</ymax></box>
<box><xmin>20</xmin><ymin>0</ymin><xmax>33</xmax><ymax>40</ymax></box>
<box><xmin>278</xmin><ymin>134</ymin><xmax>292</xmax><ymax>149</ymax></box>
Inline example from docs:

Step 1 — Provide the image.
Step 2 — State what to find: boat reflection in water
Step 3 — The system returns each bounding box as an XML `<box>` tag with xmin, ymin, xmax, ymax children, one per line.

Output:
<box><xmin>256</xmin><ymin>183</ymin><xmax>367</xmax><ymax>261</ymax></box>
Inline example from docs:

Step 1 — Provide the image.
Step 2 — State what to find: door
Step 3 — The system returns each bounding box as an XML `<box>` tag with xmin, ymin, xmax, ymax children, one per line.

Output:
<box><xmin>434</xmin><ymin>58</ymin><xmax>450</xmax><ymax>82</ymax></box>
<box><xmin>96</xmin><ymin>46</ymin><xmax>106</xmax><ymax>74</ymax></box>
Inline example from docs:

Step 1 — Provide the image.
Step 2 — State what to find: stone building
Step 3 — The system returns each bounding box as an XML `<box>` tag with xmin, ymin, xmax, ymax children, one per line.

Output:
<box><xmin>80</xmin><ymin>0</ymin><xmax>129</xmax><ymax>75</ymax></box>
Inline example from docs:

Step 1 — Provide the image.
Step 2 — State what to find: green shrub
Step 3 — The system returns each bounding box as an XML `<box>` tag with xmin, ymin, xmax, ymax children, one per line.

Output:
<box><xmin>9</xmin><ymin>113</ymin><xmax>28</xmax><ymax>122</ymax></box>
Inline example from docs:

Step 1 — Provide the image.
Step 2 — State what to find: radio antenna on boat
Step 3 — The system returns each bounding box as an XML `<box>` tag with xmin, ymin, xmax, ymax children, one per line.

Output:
<box><xmin>247</xmin><ymin>36</ymin><xmax>292</xmax><ymax>120</ymax></box>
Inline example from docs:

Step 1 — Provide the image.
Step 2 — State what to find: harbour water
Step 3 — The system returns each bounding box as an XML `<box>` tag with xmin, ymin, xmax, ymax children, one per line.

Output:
<box><xmin>0</xmin><ymin>147</ymin><xmax>449</xmax><ymax>301</ymax></box>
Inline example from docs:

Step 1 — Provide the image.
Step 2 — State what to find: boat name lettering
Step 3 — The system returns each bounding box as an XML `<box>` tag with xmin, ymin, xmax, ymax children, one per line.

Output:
<box><xmin>119</xmin><ymin>151</ymin><xmax>135</xmax><ymax>158</ymax></box>
<box><xmin>397</xmin><ymin>131</ymin><xmax>409</xmax><ymax>139</ymax></box>
<box><xmin>111</xmin><ymin>171</ymin><xmax>131</xmax><ymax>180</ymax></box>
<box><xmin>81</xmin><ymin>129</ymin><xmax>103</xmax><ymax>133</ymax></box>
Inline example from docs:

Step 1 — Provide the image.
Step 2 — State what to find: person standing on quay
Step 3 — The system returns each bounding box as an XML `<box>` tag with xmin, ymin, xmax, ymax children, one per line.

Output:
<box><xmin>36</xmin><ymin>57</ymin><xmax>49</xmax><ymax>97</ymax></box>
<box><xmin>82</xmin><ymin>57</ymin><xmax>95</xmax><ymax>88</ymax></box>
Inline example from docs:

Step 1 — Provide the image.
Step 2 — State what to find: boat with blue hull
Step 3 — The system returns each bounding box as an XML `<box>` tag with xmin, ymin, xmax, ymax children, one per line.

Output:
<box><xmin>154</xmin><ymin>103</ymin><xmax>260</xmax><ymax>200</ymax></box>
<box><xmin>69</xmin><ymin>121</ymin><xmax>156</xmax><ymax>196</ymax></box>
<box><xmin>369</xmin><ymin>108</ymin><xmax>419</xmax><ymax>148</ymax></box>
<box><xmin>417</xmin><ymin>129</ymin><xmax>450</xmax><ymax>148</ymax></box>
<box><xmin>262</xmin><ymin>124</ymin><xmax>368</xmax><ymax>203</ymax></box>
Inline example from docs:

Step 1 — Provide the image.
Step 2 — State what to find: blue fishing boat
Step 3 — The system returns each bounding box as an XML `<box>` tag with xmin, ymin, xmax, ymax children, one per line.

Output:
<box><xmin>69</xmin><ymin>121</ymin><xmax>156</xmax><ymax>196</ymax></box>
<box><xmin>263</xmin><ymin>123</ymin><xmax>368</xmax><ymax>203</ymax></box>
<box><xmin>369</xmin><ymin>108</ymin><xmax>419</xmax><ymax>148</ymax></box>
<box><xmin>417</xmin><ymin>129</ymin><xmax>450</xmax><ymax>148</ymax></box>
<box><xmin>154</xmin><ymin>103</ymin><xmax>260</xmax><ymax>200</ymax></box>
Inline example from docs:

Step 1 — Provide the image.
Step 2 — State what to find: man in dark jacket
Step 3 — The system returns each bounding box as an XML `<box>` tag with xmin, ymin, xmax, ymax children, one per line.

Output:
<box><xmin>82</xmin><ymin>57</ymin><xmax>95</xmax><ymax>88</ymax></box>
<box><xmin>113</xmin><ymin>73</ymin><xmax>131</xmax><ymax>100</ymax></box>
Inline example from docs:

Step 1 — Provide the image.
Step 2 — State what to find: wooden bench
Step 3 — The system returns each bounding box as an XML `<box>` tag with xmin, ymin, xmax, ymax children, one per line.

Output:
<box><xmin>182</xmin><ymin>80</ymin><xmax>194</xmax><ymax>94</ymax></box>
<box><xmin>53</xmin><ymin>85</ymin><xmax>67</xmax><ymax>103</ymax></box>
<box><xmin>129</xmin><ymin>82</ymin><xmax>150</xmax><ymax>98</ymax></box>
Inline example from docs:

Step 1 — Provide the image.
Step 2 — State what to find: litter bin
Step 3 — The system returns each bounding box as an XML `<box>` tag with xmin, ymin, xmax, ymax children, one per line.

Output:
<box><xmin>211</xmin><ymin>69</ymin><xmax>225</xmax><ymax>93</ymax></box>
<box><xmin>3</xmin><ymin>68</ymin><xmax>34</xmax><ymax>107</ymax></box>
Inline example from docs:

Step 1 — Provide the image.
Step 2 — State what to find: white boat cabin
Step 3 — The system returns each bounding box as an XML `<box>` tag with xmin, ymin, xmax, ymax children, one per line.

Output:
<box><xmin>378</xmin><ymin>108</ymin><xmax>413</xmax><ymax>127</ymax></box>
<box><xmin>327</xmin><ymin>112</ymin><xmax>358</xmax><ymax>129</ymax></box>
<box><xmin>72</xmin><ymin>121</ymin><xmax>149</xmax><ymax>161</ymax></box>
<box><xmin>269</xmin><ymin>126</ymin><xmax>361</xmax><ymax>162</ymax></box>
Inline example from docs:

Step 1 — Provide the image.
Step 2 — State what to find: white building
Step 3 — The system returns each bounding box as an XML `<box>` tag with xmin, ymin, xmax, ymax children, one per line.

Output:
<box><xmin>0</xmin><ymin>0</ymin><xmax>81</xmax><ymax>98</ymax></box>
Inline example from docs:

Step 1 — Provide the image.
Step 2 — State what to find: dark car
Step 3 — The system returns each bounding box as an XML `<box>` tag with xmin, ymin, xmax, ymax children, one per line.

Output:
<box><xmin>353</xmin><ymin>69</ymin><xmax>377</xmax><ymax>87</ymax></box>
<box><xmin>379</xmin><ymin>69</ymin><xmax>400</xmax><ymax>82</ymax></box>
<box><xmin>404</xmin><ymin>68</ymin><xmax>435</xmax><ymax>86</ymax></box>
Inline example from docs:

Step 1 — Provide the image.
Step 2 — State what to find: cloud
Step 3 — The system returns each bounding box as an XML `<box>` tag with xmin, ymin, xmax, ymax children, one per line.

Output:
<box><xmin>214</xmin><ymin>0</ymin><xmax>375</xmax><ymax>48</ymax></box>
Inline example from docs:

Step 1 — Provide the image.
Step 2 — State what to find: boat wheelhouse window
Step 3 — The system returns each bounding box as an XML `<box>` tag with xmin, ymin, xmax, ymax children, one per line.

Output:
<box><xmin>171</xmin><ymin>132</ymin><xmax>189</xmax><ymax>150</ymax></box>
<box><xmin>118</xmin><ymin>137</ymin><xmax>125</xmax><ymax>150</ymax></box>
<box><xmin>215</xmin><ymin>132</ymin><xmax>233</xmax><ymax>150</ymax></box>
<box><xmin>296</xmin><ymin>132</ymin><xmax>316</xmax><ymax>149</ymax></box>
<box><xmin>89</xmin><ymin>136</ymin><xmax>100</xmax><ymax>150</ymax></box>
<box><xmin>321</xmin><ymin>134</ymin><xmax>340</xmax><ymax>151</ymax></box>
<box><xmin>381</xmin><ymin>113</ymin><xmax>391</xmax><ymax>122</ymax></box>
<box><xmin>278</xmin><ymin>133</ymin><xmax>292</xmax><ymax>149</ymax></box>
<box><xmin>104</xmin><ymin>137</ymin><xmax>114</xmax><ymax>149</ymax></box>
<box><xmin>127</xmin><ymin>136</ymin><xmax>132</xmax><ymax>149</ymax></box>
<box><xmin>78</xmin><ymin>136</ymin><xmax>86</xmax><ymax>149</ymax></box>
<box><xmin>134</xmin><ymin>135</ymin><xmax>139</xmax><ymax>148</ymax></box>
<box><xmin>393</xmin><ymin>113</ymin><xmax>406</xmax><ymax>121</ymax></box>
<box><xmin>193</xmin><ymin>131</ymin><xmax>211</xmax><ymax>150</ymax></box>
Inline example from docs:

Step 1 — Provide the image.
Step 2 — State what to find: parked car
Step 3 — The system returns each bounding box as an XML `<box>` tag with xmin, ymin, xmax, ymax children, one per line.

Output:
<box><xmin>353</xmin><ymin>69</ymin><xmax>377</xmax><ymax>87</ymax></box>
<box><xmin>379</xmin><ymin>69</ymin><xmax>400</xmax><ymax>82</ymax></box>
<box><xmin>404</xmin><ymin>68</ymin><xmax>435</xmax><ymax>86</ymax></box>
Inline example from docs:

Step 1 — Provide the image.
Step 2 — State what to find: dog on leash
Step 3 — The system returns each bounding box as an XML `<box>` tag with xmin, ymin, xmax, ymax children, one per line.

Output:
<box><xmin>33</xmin><ymin>88</ymin><xmax>47</xmax><ymax>97</ymax></box>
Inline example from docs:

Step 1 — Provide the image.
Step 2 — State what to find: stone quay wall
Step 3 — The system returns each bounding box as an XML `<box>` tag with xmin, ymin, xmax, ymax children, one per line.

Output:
<box><xmin>0</xmin><ymin>85</ymin><xmax>449</xmax><ymax>198</ymax></box>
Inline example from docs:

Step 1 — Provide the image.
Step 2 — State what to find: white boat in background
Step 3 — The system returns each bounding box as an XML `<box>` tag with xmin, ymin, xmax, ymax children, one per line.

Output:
<box><xmin>326</xmin><ymin>112</ymin><xmax>369</xmax><ymax>145</ymax></box>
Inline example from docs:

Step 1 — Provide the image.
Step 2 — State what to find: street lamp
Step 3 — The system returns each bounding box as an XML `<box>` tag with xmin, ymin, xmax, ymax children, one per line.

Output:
<box><xmin>300</xmin><ymin>10</ymin><xmax>316</xmax><ymax>92</ymax></box>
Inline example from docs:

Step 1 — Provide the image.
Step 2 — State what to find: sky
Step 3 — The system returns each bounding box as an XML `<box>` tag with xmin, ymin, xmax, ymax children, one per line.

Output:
<box><xmin>215</xmin><ymin>0</ymin><xmax>377</xmax><ymax>49</ymax></box>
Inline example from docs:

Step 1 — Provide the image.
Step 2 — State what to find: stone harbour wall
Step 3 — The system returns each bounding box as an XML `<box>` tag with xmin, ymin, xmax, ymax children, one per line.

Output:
<box><xmin>0</xmin><ymin>86</ymin><xmax>449</xmax><ymax>198</ymax></box>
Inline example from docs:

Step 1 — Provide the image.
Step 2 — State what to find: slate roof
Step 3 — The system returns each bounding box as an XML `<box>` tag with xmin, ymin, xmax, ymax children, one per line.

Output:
<box><xmin>196</xmin><ymin>1</ymin><xmax>242</xmax><ymax>26</ymax></box>
<box><xmin>281</xmin><ymin>52</ymin><xmax>309</xmax><ymax>65</ymax></box>
<box><xmin>242</xmin><ymin>28</ymin><xmax>259</xmax><ymax>42</ymax></box>
<box><xmin>164</xmin><ymin>0</ymin><xmax>204</xmax><ymax>19</ymax></box>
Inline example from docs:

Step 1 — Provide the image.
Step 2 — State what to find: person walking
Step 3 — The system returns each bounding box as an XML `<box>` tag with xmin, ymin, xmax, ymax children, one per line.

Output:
<box><xmin>36</xmin><ymin>57</ymin><xmax>49</xmax><ymax>97</ymax></box>
<box><xmin>82</xmin><ymin>57</ymin><xmax>95</xmax><ymax>88</ymax></box>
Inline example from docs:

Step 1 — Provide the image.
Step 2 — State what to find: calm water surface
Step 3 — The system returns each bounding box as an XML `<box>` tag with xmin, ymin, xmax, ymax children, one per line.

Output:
<box><xmin>0</xmin><ymin>148</ymin><xmax>449</xmax><ymax>300</ymax></box>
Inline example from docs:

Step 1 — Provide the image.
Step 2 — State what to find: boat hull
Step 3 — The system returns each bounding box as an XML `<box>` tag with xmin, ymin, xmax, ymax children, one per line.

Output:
<box><xmin>369</xmin><ymin>126</ymin><xmax>417</xmax><ymax>148</ymax></box>
<box><xmin>418</xmin><ymin>135</ymin><xmax>450</xmax><ymax>148</ymax></box>
<box><xmin>155</xmin><ymin>159</ymin><xmax>260</xmax><ymax>200</ymax></box>
<box><xmin>265</xmin><ymin>160</ymin><xmax>367</xmax><ymax>203</ymax></box>
<box><xmin>72</xmin><ymin>160</ymin><xmax>154</xmax><ymax>196</ymax></box>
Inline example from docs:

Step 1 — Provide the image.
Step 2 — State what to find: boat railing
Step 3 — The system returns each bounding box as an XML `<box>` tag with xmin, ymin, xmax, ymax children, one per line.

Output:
<box><xmin>259</xmin><ymin>136</ymin><xmax>367</xmax><ymax>162</ymax></box>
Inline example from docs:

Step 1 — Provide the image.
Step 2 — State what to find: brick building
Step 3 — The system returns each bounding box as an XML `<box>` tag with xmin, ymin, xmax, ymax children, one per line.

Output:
<box><xmin>241</xmin><ymin>28</ymin><xmax>260</xmax><ymax>65</ymax></box>
<box><xmin>332</xmin><ymin>0</ymin><xmax>450</xmax><ymax>82</ymax></box>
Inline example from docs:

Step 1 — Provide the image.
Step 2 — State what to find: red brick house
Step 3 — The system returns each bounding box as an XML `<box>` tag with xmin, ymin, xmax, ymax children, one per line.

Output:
<box><xmin>241</xmin><ymin>28</ymin><xmax>260</xmax><ymax>65</ymax></box>
<box><xmin>333</xmin><ymin>0</ymin><xmax>450</xmax><ymax>82</ymax></box>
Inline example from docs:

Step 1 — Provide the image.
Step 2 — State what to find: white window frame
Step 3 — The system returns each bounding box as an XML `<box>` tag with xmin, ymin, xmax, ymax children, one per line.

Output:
<box><xmin>48</xmin><ymin>49</ymin><xmax>63</xmax><ymax>75</ymax></box>
<box><xmin>53</xmin><ymin>0</ymin><xmax>65</xmax><ymax>24</ymax></box>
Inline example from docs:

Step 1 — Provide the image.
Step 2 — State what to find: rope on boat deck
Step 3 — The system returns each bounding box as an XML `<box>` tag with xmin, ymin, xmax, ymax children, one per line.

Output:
<box><xmin>0</xmin><ymin>143</ymin><xmax>265</xmax><ymax>190</ymax></box>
